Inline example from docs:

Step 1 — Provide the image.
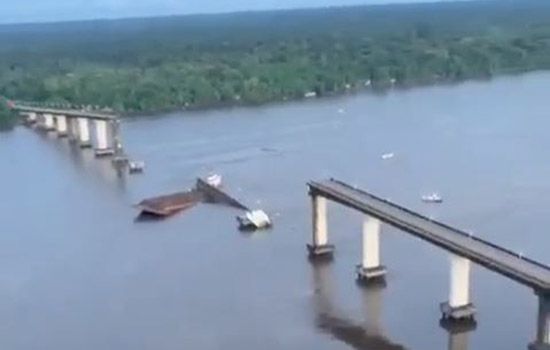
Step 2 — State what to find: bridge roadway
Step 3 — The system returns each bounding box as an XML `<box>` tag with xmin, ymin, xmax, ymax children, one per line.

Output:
<box><xmin>14</xmin><ymin>104</ymin><xmax>117</xmax><ymax>121</ymax></box>
<box><xmin>309</xmin><ymin>179</ymin><xmax>550</xmax><ymax>293</ymax></box>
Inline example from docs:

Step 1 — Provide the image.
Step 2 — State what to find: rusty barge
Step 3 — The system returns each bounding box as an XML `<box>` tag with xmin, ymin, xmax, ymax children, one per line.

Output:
<box><xmin>136</xmin><ymin>178</ymin><xmax>249</xmax><ymax>217</ymax></box>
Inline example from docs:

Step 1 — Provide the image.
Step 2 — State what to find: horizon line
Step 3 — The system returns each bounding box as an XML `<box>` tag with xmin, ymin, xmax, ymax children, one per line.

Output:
<box><xmin>0</xmin><ymin>0</ymin><xmax>475</xmax><ymax>27</ymax></box>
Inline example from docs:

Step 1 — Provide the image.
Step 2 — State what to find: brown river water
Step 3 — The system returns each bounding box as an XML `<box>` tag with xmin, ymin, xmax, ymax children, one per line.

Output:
<box><xmin>2</xmin><ymin>72</ymin><xmax>550</xmax><ymax>350</ymax></box>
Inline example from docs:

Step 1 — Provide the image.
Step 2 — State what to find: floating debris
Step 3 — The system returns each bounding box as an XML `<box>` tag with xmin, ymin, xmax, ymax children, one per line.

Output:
<box><xmin>135</xmin><ymin>177</ymin><xmax>275</xmax><ymax>233</ymax></box>
<box><xmin>136</xmin><ymin>190</ymin><xmax>202</xmax><ymax>216</ymax></box>
<box><xmin>136</xmin><ymin>177</ymin><xmax>248</xmax><ymax>218</ymax></box>
<box><xmin>206</xmin><ymin>173</ymin><xmax>222</xmax><ymax>188</ymax></box>
<box><xmin>237</xmin><ymin>210</ymin><xmax>272</xmax><ymax>231</ymax></box>
<box><xmin>196</xmin><ymin>178</ymin><xmax>249</xmax><ymax>210</ymax></box>
<box><xmin>261</xmin><ymin>147</ymin><xmax>278</xmax><ymax>153</ymax></box>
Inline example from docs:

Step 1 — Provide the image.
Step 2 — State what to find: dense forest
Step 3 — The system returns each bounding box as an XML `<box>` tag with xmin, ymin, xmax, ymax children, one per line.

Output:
<box><xmin>0</xmin><ymin>98</ymin><xmax>15</xmax><ymax>130</ymax></box>
<box><xmin>1</xmin><ymin>0</ymin><xmax>550</xmax><ymax>113</ymax></box>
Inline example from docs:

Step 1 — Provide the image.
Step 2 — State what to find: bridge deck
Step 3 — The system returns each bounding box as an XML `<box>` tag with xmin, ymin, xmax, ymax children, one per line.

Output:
<box><xmin>309</xmin><ymin>179</ymin><xmax>550</xmax><ymax>292</ymax></box>
<box><xmin>15</xmin><ymin>105</ymin><xmax>117</xmax><ymax>120</ymax></box>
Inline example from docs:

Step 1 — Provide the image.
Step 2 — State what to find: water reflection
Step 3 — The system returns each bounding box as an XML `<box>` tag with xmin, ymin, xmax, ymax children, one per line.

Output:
<box><xmin>358</xmin><ymin>279</ymin><xmax>385</xmax><ymax>337</ymax></box>
<box><xmin>33</xmin><ymin>126</ymin><xmax>127</xmax><ymax>192</ymax></box>
<box><xmin>448</xmin><ymin>330</ymin><xmax>470</xmax><ymax>350</ymax></box>
<box><xmin>440</xmin><ymin>321</ymin><xmax>474</xmax><ymax>350</ymax></box>
<box><xmin>310</xmin><ymin>261</ymin><xmax>406</xmax><ymax>350</ymax></box>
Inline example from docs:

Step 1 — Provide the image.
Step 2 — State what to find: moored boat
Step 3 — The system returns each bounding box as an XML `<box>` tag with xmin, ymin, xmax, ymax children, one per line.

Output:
<box><xmin>128</xmin><ymin>161</ymin><xmax>145</xmax><ymax>174</ymax></box>
<box><xmin>422</xmin><ymin>193</ymin><xmax>443</xmax><ymax>203</ymax></box>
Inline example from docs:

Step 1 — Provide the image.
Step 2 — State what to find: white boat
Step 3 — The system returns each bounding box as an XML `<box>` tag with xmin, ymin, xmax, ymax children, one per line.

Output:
<box><xmin>422</xmin><ymin>193</ymin><xmax>443</xmax><ymax>203</ymax></box>
<box><xmin>128</xmin><ymin>161</ymin><xmax>145</xmax><ymax>174</ymax></box>
<box><xmin>304</xmin><ymin>91</ymin><xmax>317</xmax><ymax>98</ymax></box>
<box><xmin>381</xmin><ymin>152</ymin><xmax>395</xmax><ymax>160</ymax></box>
<box><xmin>206</xmin><ymin>173</ymin><xmax>222</xmax><ymax>188</ymax></box>
<box><xmin>237</xmin><ymin>210</ymin><xmax>272</xmax><ymax>231</ymax></box>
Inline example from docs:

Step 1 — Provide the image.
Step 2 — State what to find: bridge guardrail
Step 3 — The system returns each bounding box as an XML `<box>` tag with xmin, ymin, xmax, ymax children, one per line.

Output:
<box><xmin>311</xmin><ymin>178</ymin><xmax>550</xmax><ymax>273</ymax></box>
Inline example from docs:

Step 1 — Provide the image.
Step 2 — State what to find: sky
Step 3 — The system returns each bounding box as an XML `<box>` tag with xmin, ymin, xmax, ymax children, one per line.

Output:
<box><xmin>3</xmin><ymin>0</ymin><xmax>462</xmax><ymax>24</ymax></box>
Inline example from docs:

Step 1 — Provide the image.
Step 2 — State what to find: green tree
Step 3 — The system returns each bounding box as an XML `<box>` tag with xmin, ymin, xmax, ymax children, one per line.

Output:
<box><xmin>0</xmin><ymin>98</ymin><xmax>16</xmax><ymax>131</ymax></box>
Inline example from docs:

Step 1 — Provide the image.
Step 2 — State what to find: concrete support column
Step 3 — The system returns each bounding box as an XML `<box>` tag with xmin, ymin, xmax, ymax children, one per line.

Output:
<box><xmin>43</xmin><ymin>113</ymin><xmax>55</xmax><ymax>131</ymax></box>
<box><xmin>440</xmin><ymin>254</ymin><xmax>476</xmax><ymax>321</ymax></box>
<box><xmin>111</xmin><ymin>120</ymin><xmax>123</xmax><ymax>156</ymax></box>
<box><xmin>307</xmin><ymin>195</ymin><xmax>334</xmax><ymax>258</ymax></box>
<box><xmin>530</xmin><ymin>295</ymin><xmax>550</xmax><ymax>350</ymax></box>
<box><xmin>110</xmin><ymin>119</ymin><xmax>129</xmax><ymax>167</ymax></box>
<box><xmin>94</xmin><ymin>120</ymin><xmax>114</xmax><ymax>157</ymax></box>
<box><xmin>357</xmin><ymin>216</ymin><xmax>386</xmax><ymax>282</ymax></box>
<box><xmin>313</xmin><ymin>196</ymin><xmax>327</xmax><ymax>246</ymax></box>
<box><xmin>35</xmin><ymin>114</ymin><xmax>44</xmax><ymax>128</ymax></box>
<box><xmin>19</xmin><ymin>113</ymin><xmax>29</xmax><ymax>124</ymax></box>
<box><xmin>450</xmin><ymin>255</ymin><xmax>470</xmax><ymax>308</ymax></box>
<box><xmin>77</xmin><ymin>118</ymin><xmax>92</xmax><ymax>148</ymax></box>
<box><xmin>55</xmin><ymin>115</ymin><xmax>68</xmax><ymax>137</ymax></box>
<box><xmin>68</xmin><ymin>118</ymin><xmax>78</xmax><ymax>141</ymax></box>
<box><xmin>28</xmin><ymin>112</ymin><xmax>37</xmax><ymax>124</ymax></box>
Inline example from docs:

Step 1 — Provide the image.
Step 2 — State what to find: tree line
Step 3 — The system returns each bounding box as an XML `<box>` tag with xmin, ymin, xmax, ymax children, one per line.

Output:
<box><xmin>0</xmin><ymin>98</ymin><xmax>15</xmax><ymax>130</ymax></box>
<box><xmin>0</xmin><ymin>0</ymin><xmax>550</xmax><ymax>114</ymax></box>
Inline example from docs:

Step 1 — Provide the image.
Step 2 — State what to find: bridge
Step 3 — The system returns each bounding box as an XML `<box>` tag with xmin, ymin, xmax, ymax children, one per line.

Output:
<box><xmin>307</xmin><ymin>178</ymin><xmax>550</xmax><ymax>350</ymax></box>
<box><xmin>11</xmin><ymin>101</ymin><xmax>127</xmax><ymax>161</ymax></box>
<box><xmin>16</xmin><ymin>105</ymin><xmax>117</xmax><ymax>121</ymax></box>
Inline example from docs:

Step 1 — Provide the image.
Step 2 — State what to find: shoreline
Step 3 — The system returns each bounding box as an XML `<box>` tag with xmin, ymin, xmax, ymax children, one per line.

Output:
<box><xmin>122</xmin><ymin>66</ymin><xmax>542</xmax><ymax>119</ymax></box>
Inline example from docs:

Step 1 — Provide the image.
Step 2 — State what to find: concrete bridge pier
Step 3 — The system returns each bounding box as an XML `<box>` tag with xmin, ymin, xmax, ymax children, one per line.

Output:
<box><xmin>440</xmin><ymin>255</ymin><xmax>476</xmax><ymax>322</ymax></box>
<box><xmin>94</xmin><ymin>120</ymin><xmax>115</xmax><ymax>157</ymax></box>
<box><xmin>357</xmin><ymin>216</ymin><xmax>387</xmax><ymax>283</ymax></box>
<box><xmin>34</xmin><ymin>113</ymin><xmax>44</xmax><ymax>128</ymax></box>
<box><xmin>529</xmin><ymin>294</ymin><xmax>550</xmax><ymax>350</ymax></box>
<box><xmin>67</xmin><ymin>118</ymin><xmax>79</xmax><ymax>142</ymax></box>
<box><xmin>77</xmin><ymin>118</ymin><xmax>92</xmax><ymax>148</ymax></box>
<box><xmin>55</xmin><ymin>115</ymin><xmax>68</xmax><ymax>137</ymax></box>
<box><xmin>43</xmin><ymin>113</ymin><xmax>55</xmax><ymax>131</ymax></box>
<box><xmin>27</xmin><ymin>112</ymin><xmax>37</xmax><ymax>124</ymax></box>
<box><xmin>19</xmin><ymin>112</ymin><xmax>29</xmax><ymax>124</ymax></box>
<box><xmin>307</xmin><ymin>195</ymin><xmax>335</xmax><ymax>258</ymax></box>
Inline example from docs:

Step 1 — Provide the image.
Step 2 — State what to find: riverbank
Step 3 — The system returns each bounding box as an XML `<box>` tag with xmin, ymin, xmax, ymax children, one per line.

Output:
<box><xmin>122</xmin><ymin>66</ymin><xmax>545</xmax><ymax>118</ymax></box>
<box><xmin>2</xmin><ymin>1</ymin><xmax>550</xmax><ymax>116</ymax></box>
<box><xmin>0</xmin><ymin>98</ymin><xmax>16</xmax><ymax>131</ymax></box>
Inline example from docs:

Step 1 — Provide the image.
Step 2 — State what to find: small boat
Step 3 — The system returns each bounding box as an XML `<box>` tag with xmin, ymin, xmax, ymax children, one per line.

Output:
<box><xmin>304</xmin><ymin>91</ymin><xmax>317</xmax><ymax>98</ymax></box>
<box><xmin>206</xmin><ymin>173</ymin><xmax>222</xmax><ymax>188</ymax></box>
<box><xmin>237</xmin><ymin>210</ymin><xmax>272</xmax><ymax>231</ymax></box>
<box><xmin>422</xmin><ymin>193</ymin><xmax>443</xmax><ymax>203</ymax></box>
<box><xmin>128</xmin><ymin>161</ymin><xmax>145</xmax><ymax>174</ymax></box>
<box><xmin>381</xmin><ymin>152</ymin><xmax>395</xmax><ymax>160</ymax></box>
